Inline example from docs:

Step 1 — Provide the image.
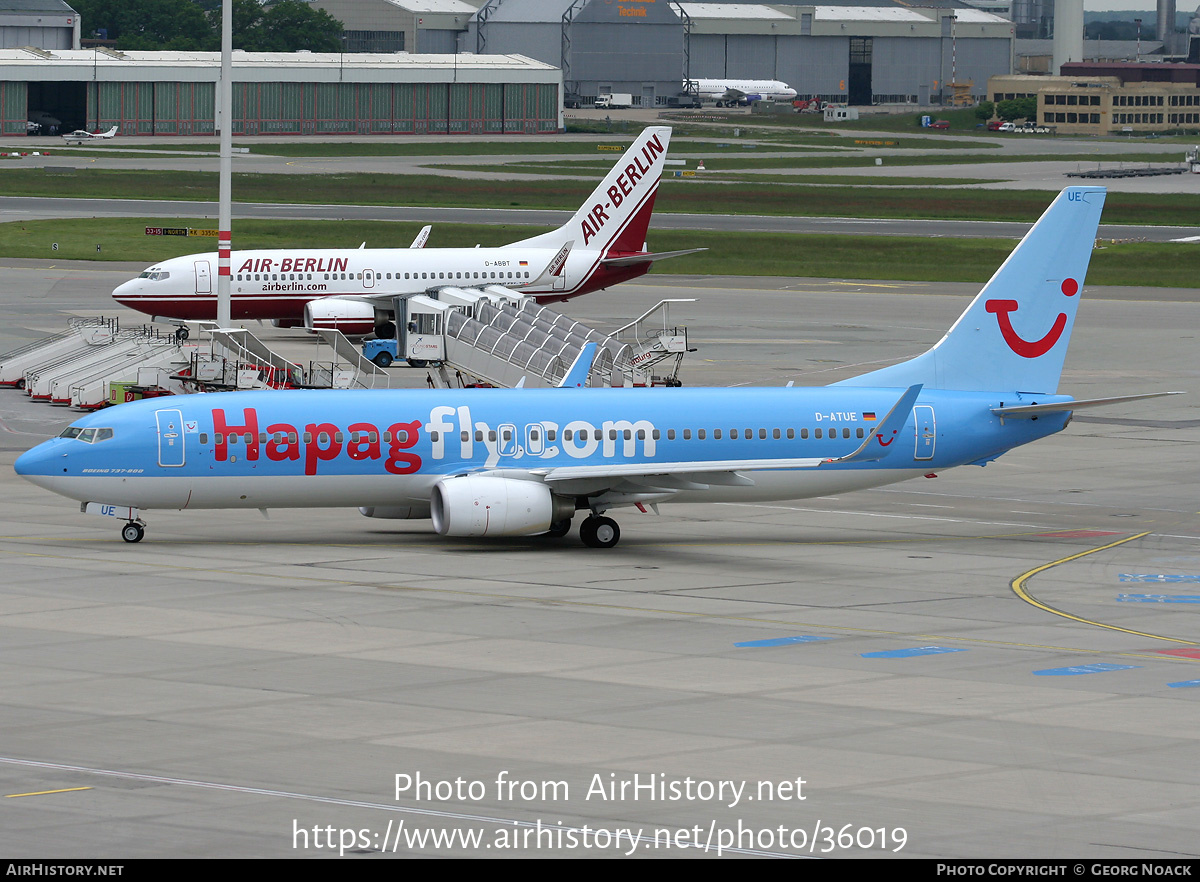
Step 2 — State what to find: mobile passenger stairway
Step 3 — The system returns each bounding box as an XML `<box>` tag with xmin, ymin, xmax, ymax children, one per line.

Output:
<box><xmin>394</xmin><ymin>286</ymin><xmax>693</xmax><ymax>389</ymax></box>
<box><xmin>0</xmin><ymin>320</ymin><xmax>392</xmax><ymax>408</ymax></box>
<box><xmin>193</xmin><ymin>328</ymin><xmax>392</xmax><ymax>391</ymax></box>
<box><xmin>1</xmin><ymin>319</ymin><xmax>193</xmax><ymax>409</ymax></box>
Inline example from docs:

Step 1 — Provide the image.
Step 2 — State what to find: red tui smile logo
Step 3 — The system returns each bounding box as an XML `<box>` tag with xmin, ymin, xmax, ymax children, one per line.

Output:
<box><xmin>985</xmin><ymin>279</ymin><xmax>1077</xmax><ymax>358</ymax></box>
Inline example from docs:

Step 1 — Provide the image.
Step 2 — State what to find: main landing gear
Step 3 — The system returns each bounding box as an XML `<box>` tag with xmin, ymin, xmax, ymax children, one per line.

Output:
<box><xmin>541</xmin><ymin>514</ymin><xmax>622</xmax><ymax>548</ymax></box>
<box><xmin>121</xmin><ymin>521</ymin><xmax>145</xmax><ymax>543</ymax></box>
<box><xmin>579</xmin><ymin>515</ymin><xmax>620</xmax><ymax>549</ymax></box>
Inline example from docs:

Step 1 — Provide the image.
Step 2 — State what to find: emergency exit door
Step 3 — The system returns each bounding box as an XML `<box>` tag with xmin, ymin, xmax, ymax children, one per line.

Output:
<box><xmin>156</xmin><ymin>409</ymin><xmax>185</xmax><ymax>467</ymax></box>
<box><xmin>914</xmin><ymin>405</ymin><xmax>936</xmax><ymax>460</ymax></box>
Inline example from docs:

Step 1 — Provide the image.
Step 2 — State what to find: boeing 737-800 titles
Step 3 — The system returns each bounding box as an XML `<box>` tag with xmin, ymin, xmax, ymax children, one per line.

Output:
<box><xmin>18</xmin><ymin>187</ymin><xmax>1173</xmax><ymax>548</ymax></box>
<box><xmin>111</xmin><ymin>126</ymin><xmax>699</xmax><ymax>337</ymax></box>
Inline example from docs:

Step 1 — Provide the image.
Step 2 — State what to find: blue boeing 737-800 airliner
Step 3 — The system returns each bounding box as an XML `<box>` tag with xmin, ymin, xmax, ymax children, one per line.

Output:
<box><xmin>14</xmin><ymin>186</ymin><xmax>1172</xmax><ymax>548</ymax></box>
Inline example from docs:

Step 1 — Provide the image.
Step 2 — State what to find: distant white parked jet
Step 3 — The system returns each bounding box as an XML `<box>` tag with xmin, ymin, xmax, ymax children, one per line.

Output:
<box><xmin>696</xmin><ymin>79</ymin><xmax>797</xmax><ymax>107</ymax></box>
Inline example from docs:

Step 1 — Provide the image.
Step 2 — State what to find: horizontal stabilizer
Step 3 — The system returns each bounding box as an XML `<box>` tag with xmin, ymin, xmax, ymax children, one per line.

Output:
<box><xmin>600</xmin><ymin>248</ymin><xmax>707</xmax><ymax>268</ymax></box>
<box><xmin>992</xmin><ymin>391</ymin><xmax>1183</xmax><ymax>418</ymax></box>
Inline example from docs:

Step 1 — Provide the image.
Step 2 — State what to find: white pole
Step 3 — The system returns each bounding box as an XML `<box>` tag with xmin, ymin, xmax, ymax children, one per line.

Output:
<box><xmin>216</xmin><ymin>0</ymin><xmax>233</xmax><ymax>328</ymax></box>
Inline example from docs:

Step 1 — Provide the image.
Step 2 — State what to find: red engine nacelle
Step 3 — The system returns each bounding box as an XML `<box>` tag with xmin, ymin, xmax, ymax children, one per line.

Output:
<box><xmin>303</xmin><ymin>298</ymin><xmax>377</xmax><ymax>336</ymax></box>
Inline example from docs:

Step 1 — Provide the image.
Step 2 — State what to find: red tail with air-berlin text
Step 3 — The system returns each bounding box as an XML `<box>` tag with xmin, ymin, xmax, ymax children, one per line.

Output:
<box><xmin>514</xmin><ymin>126</ymin><xmax>672</xmax><ymax>256</ymax></box>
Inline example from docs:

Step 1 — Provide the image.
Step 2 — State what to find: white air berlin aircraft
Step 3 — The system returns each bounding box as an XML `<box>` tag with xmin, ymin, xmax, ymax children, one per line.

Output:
<box><xmin>111</xmin><ymin>126</ymin><xmax>700</xmax><ymax>337</ymax></box>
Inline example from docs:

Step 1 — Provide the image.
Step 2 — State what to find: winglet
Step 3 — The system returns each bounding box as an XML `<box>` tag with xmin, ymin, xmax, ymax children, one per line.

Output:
<box><xmin>558</xmin><ymin>342</ymin><xmax>597</xmax><ymax>389</ymax></box>
<box><xmin>529</xmin><ymin>240</ymin><xmax>574</xmax><ymax>286</ymax></box>
<box><xmin>829</xmin><ymin>384</ymin><xmax>922</xmax><ymax>464</ymax></box>
<box><xmin>410</xmin><ymin>225</ymin><xmax>431</xmax><ymax>249</ymax></box>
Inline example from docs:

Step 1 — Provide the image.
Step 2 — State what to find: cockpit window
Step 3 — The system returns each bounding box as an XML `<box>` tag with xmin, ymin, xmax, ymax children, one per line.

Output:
<box><xmin>58</xmin><ymin>426</ymin><xmax>114</xmax><ymax>443</ymax></box>
<box><xmin>137</xmin><ymin>271</ymin><xmax>171</xmax><ymax>281</ymax></box>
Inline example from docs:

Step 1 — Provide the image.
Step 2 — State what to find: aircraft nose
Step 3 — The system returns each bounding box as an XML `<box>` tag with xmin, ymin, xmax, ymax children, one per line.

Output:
<box><xmin>14</xmin><ymin>440</ymin><xmax>66</xmax><ymax>488</ymax></box>
<box><xmin>112</xmin><ymin>278</ymin><xmax>139</xmax><ymax>307</ymax></box>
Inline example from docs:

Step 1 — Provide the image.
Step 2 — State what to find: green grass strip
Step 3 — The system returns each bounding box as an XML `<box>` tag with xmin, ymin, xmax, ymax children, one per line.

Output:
<box><xmin>4</xmin><ymin>217</ymin><xmax>1195</xmax><ymax>288</ymax></box>
<box><xmin>1</xmin><ymin>167</ymin><xmax>1197</xmax><ymax>225</ymax></box>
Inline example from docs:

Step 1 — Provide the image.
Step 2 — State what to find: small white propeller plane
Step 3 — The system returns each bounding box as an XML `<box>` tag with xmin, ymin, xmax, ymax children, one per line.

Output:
<box><xmin>61</xmin><ymin>125</ymin><xmax>119</xmax><ymax>145</ymax></box>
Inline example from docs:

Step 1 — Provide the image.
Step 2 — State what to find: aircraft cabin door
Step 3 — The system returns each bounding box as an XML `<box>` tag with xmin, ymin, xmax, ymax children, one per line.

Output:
<box><xmin>914</xmin><ymin>405</ymin><xmax>936</xmax><ymax>460</ymax></box>
<box><xmin>363</xmin><ymin>269</ymin><xmax>376</xmax><ymax>289</ymax></box>
<box><xmin>156</xmin><ymin>409</ymin><xmax>186</xmax><ymax>467</ymax></box>
<box><xmin>194</xmin><ymin>260</ymin><xmax>211</xmax><ymax>295</ymax></box>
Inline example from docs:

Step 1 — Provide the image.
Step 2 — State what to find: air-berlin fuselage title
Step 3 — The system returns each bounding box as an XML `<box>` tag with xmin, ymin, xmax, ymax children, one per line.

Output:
<box><xmin>236</xmin><ymin>257</ymin><xmax>351</xmax><ymax>274</ymax></box>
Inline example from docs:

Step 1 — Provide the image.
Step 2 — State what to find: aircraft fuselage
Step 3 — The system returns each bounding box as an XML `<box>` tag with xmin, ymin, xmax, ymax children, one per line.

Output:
<box><xmin>15</xmin><ymin>386</ymin><xmax>1067</xmax><ymax>513</ymax></box>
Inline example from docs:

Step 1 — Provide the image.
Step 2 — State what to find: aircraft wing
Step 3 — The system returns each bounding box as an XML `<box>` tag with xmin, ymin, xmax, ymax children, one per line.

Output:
<box><xmin>519</xmin><ymin>384</ymin><xmax>922</xmax><ymax>500</ymax></box>
<box><xmin>520</xmin><ymin>458</ymin><xmax>828</xmax><ymax>503</ymax></box>
<box><xmin>600</xmin><ymin>248</ymin><xmax>707</xmax><ymax>268</ymax></box>
<box><xmin>722</xmin><ymin>88</ymin><xmax>747</xmax><ymax>101</ymax></box>
<box><xmin>533</xmin><ymin>458</ymin><xmax>827</xmax><ymax>483</ymax></box>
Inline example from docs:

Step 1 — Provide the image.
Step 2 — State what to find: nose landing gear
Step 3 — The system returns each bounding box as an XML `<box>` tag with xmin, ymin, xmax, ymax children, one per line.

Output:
<box><xmin>121</xmin><ymin>521</ymin><xmax>145</xmax><ymax>543</ymax></box>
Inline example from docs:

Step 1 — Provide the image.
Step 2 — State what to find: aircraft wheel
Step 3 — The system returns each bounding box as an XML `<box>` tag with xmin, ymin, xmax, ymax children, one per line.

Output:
<box><xmin>580</xmin><ymin>516</ymin><xmax>620</xmax><ymax>549</ymax></box>
<box><xmin>544</xmin><ymin>518</ymin><xmax>572</xmax><ymax>538</ymax></box>
<box><xmin>121</xmin><ymin>522</ymin><xmax>144</xmax><ymax>544</ymax></box>
<box><xmin>372</xmin><ymin>351</ymin><xmax>394</xmax><ymax>368</ymax></box>
<box><xmin>176</xmin><ymin>326</ymin><xmax>190</xmax><ymax>341</ymax></box>
<box><xmin>14</xmin><ymin>378</ymin><xmax>24</xmax><ymax>390</ymax></box>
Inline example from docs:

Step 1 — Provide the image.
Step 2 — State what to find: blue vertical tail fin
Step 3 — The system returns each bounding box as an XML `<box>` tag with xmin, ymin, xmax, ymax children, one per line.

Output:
<box><xmin>837</xmin><ymin>186</ymin><xmax>1106</xmax><ymax>393</ymax></box>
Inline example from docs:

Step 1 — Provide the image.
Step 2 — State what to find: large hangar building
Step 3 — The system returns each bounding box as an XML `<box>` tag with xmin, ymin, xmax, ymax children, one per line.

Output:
<box><xmin>3</xmin><ymin>0</ymin><xmax>1015</xmax><ymax>137</ymax></box>
<box><xmin>0</xmin><ymin>0</ymin><xmax>79</xmax><ymax>51</ymax></box>
<box><xmin>461</xmin><ymin>0</ymin><xmax>1012</xmax><ymax>106</ymax></box>
<box><xmin>0</xmin><ymin>47</ymin><xmax>560</xmax><ymax>136</ymax></box>
<box><xmin>681</xmin><ymin>3</ymin><xmax>1013</xmax><ymax>106</ymax></box>
<box><xmin>467</xmin><ymin>0</ymin><xmax>685</xmax><ymax>108</ymax></box>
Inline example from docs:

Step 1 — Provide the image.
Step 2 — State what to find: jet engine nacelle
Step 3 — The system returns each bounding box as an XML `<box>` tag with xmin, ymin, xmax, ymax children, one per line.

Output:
<box><xmin>431</xmin><ymin>476</ymin><xmax>574</xmax><ymax>537</ymax></box>
<box><xmin>358</xmin><ymin>505</ymin><xmax>431</xmax><ymax>519</ymax></box>
<box><xmin>304</xmin><ymin>298</ymin><xmax>376</xmax><ymax>336</ymax></box>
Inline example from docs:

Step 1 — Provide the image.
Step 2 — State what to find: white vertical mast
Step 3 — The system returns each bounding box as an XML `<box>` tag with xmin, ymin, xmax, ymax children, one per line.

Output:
<box><xmin>216</xmin><ymin>0</ymin><xmax>233</xmax><ymax>328</ymax></box>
